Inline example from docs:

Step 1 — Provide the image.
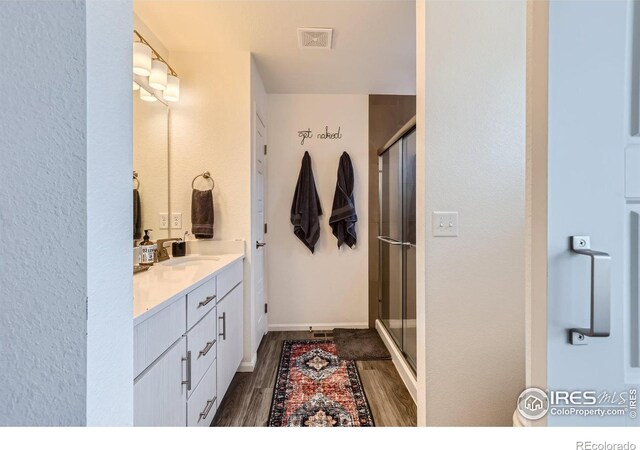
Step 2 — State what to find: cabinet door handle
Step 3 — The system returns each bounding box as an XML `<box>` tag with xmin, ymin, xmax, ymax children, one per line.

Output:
<box><xmin>199</xmin><ymin>295</ymin><xmax>216</xmax><ymax>308</ymax></box>
<box><xmin>199</xmin><ymin>396</ymin><xmax>217</xmax><ymax>422</ymax></box>
<box><xmin>181</xmin><ymin>351</ymin><xmax>192</xmax><ymax>391</ymax></box>
<box><xmin>198</xmin><ymin>340</ymin><xmax>216</xmax><ymax>358</ymax></box>
<box><xmin>219</xmin><ymin>312</ymin><xmax>226</xmax><ymax>340</ymax></box>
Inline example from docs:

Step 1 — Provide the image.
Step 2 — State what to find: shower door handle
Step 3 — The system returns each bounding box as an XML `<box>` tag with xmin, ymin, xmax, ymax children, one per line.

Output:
<box><xmin>377</xmin><ymin>236</ymin><xmax>412</xmax><ymax>246</ymax></box>
<box><xmin>569</xmin><ymin>236</ymin><xmax>611</xmax><ymax>345</ymax></box>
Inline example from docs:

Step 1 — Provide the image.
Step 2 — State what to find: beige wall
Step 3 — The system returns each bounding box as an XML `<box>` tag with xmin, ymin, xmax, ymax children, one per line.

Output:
<box><xmin>417</xmin><ymin>0</ymin><xmax>526</xmax><ymax>425</ymax></box>
<box><xmin>266</xmin><ymin>94</ymin><xmax>369</xmax><ymax>330</ymax></box>
<box><xmin>168</xmin><ymin>51</ymin><xmax>251</xmax><ymax>243</ymax></box>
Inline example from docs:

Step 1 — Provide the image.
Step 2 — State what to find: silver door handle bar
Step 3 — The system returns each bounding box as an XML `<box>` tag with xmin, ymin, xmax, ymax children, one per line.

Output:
<box><xmin>377</xmin><ymin>236</ymin><xmax>412</xmax><ymax>246</ymax></box>
<box><xmin>570</xmin><ymin>236</ymin><xmax>611</xmax><ymax>345</ymax></box>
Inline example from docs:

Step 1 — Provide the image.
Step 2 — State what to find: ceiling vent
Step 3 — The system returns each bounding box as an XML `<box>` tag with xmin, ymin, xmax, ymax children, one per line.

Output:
<box><xmin>297</xmin><ymin>27</ymin><xmax>333</xmax><ymax>50</ymax></box>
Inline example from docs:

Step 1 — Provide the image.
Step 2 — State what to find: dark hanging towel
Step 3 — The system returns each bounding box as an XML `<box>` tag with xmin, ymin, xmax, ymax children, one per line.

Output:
<box><xmin>329</xmin><ymin>151</ymin><xmax>357</xmax><ymax>248</ymax></box>
<box><xmin>291</xmin><ymin>151</ymin><xmax>322</xmax><ymax>253</ymax></box>
<box><xmin>133</xmin><ymin>189</ymin><xmax>142</xmax><ymax>240</ymax></box>
<box><xmin>191</xmin><ymin>189</ymin><xmax>215</xmax><ymax>239</ymax></box>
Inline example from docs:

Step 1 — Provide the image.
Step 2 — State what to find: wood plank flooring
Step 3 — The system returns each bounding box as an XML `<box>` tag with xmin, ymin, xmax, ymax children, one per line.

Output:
<box><xmin>211</xmin><ymin>331</ymin><xmax>416</xmax><ymax>427</ymax></box>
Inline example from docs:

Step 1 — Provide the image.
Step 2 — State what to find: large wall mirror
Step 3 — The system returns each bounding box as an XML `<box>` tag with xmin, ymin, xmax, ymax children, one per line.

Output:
<box><xmin>133</xmin><ymin>78</ymin><xmax>169</xmax><ymax>243</ymax></box>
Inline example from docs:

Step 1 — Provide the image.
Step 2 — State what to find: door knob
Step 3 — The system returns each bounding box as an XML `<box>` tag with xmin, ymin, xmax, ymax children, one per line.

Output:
<box><xmin>256</xmin><ymin>241</ymin><xmax>266</xmax><ymax>249</ymax></box>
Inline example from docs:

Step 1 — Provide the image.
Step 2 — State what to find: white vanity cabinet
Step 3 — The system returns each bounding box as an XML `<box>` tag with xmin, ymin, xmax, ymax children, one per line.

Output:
<box><xmin>217</xmin><ymin>284</ymin><xmax>243</xmax><ymax>398</ymax></box>
<box><xmin>133</xmin><ymin>257</ymin><xmax>244</xmax><ymax>427</ymax></box>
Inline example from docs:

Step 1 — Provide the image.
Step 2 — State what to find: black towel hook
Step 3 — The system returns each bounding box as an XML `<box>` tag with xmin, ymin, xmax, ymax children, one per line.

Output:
<box><xmin>133</xmin><ymin>171</ymin><xmax>140</xmax><ymax>189</ymax></box>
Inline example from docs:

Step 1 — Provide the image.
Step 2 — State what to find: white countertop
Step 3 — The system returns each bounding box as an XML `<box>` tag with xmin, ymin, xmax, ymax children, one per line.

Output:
<box><xmin>133</xmin><ymin>252</ymin><xmax>244</xmax><ymax>325</ymax></box>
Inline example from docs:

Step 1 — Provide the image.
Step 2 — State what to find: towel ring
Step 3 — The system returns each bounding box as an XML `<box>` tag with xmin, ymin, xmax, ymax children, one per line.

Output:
<box><xmin>192</xmin><ymin>171</ymin><xmax>215</xmax><ymax>190</ymax></box>
<box><xmin>133</xmin><ymin>171</ymin><xmax>140</xmax><ymax>189</ymax></box>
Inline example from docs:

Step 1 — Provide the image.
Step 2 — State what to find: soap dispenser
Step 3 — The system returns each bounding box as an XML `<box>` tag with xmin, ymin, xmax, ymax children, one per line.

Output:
<box><xmin>139</xmin><ymin>229</ymin><xmax>157</xmax><ymax>266</ymax></box>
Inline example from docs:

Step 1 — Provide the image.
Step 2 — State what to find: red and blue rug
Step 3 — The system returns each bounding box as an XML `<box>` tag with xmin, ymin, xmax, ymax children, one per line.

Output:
<box><xmin>268</xmin><ymin>340</ymin><xmax>374</xmax><ymax>427</ymax></box>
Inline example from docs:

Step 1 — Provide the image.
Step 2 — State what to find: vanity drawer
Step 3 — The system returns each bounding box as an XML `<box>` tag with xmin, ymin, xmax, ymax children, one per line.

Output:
<box><xmin>186</xmin><ymin>307</ymin><xmax>217</xmax><ymax>397</ymax></box>
<box><xmin>217</xmin><ymin>260</ymin><xmax>242</xmax><ymax>301</ymax></box>
<box><xmin>186</xmin><ymin>278</ymin><xmax>217</xmax><ymax>331</ymax></box>
<box><xmin>187</xmin><ymin>360</ymin><xmax>217</xmax><ymax>427</ymax></box>
<box><xmin>134</xmin><ymin>297</ymin><xmax>186</xmax><ymax>378</ymax></box>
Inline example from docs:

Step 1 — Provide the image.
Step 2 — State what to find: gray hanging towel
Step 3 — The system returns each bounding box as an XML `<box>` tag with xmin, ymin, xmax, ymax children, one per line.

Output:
<box><xmin>191</xmin><ymin>189</ymin><xmax>214</xmax><ymax>239</ymax></box>
<box><xmin>329</xmin><ymin>151</ymin><xmax>357</xmax><ymax>248</ymax></box>
<box><xmin>133</xmin><ymin>189</ymin><xmax>142</xmax><ymax>240</ymax></box>
<box><xmin>291</xmin><ymin>151</ymin><xmax>322</xmax><ymax>253</ymax></box>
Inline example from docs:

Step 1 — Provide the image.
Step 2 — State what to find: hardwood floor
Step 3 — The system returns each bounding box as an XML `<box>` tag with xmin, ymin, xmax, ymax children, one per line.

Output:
<box><xmin>211</xmin><ymin>331</ymin><xmax>417</xmax><ymax>427</ymax></box>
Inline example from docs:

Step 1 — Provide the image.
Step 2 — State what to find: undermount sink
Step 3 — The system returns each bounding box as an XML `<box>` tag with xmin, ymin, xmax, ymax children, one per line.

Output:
<box><xmin>161</xmin><ymin>255</ymin><xmax>221</xmax><ymax>266</ymax></box>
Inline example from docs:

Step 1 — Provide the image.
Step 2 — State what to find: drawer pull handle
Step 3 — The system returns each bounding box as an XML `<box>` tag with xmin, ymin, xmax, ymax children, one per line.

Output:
<box><xmin>219</xmin><ymin>312</ymin><xmax>226</xmax><ymax>340</ymax></box>
<box><xmin>181</xmin><ymin>351</ymin><xmax>192</xmax><ymax>391</ymax></box>
<box><xmin>199</xmin><ymin>340</ymin><xmax>216</xmax><ymax>358</ymax></box>
<box><xmin>198</xmin><ymin>295</ymin><xmax>216</xmax><ymax>308</ymax></box>
<box><xmin>199</xmin><ymin>396</ymin><xmax>217</xmax><ymax>422</ymax></box>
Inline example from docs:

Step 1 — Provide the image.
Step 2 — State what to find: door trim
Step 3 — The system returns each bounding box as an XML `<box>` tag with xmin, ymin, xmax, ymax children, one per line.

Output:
<box><xmin>525</xmin><ymin>0</ymin><xmax>549</xmax><ymax>426</ymax></box>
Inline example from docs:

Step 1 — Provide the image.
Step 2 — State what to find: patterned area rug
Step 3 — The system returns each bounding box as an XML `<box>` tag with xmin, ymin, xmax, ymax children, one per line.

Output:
<box><xmin>268</xmin><ymin>340</ymin><xmax>374</xmax><ymax>427</ymax></box>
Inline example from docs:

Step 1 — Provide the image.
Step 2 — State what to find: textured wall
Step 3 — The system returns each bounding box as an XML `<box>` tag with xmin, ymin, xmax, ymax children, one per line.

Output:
<box><xmin>419</xmin><ymin>0</ymin><xmax>526</xmax><ymax>425</ymax></box>
<box><xmin>169</xmin><ymin>52</ymin><xmax>251</xmax><ymax>243</ymax></box>
<box><xmin>266</xmin><ymin>94</ymin><xmax>369</xmax><ymax>329</ymax></box>
<box><xmin>0</xmin><ymin>1</ymin><xmax>88</xmax><ymax>425</ymax></box>
<box><xmin>86</xmin><ymin>0</ymin><xmax>133</xmax><ymax>426</ymax></box>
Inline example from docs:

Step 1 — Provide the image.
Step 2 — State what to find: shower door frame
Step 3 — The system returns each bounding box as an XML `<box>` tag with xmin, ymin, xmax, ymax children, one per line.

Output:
<box><xmin>378</xmin><ymin>117</ymin><xmax>417</xmax><ymax>373</ymax></box>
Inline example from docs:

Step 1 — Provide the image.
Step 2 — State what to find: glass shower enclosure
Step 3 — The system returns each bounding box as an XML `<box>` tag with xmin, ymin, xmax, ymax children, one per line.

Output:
<box><xmin>378</xmin><ymin>123</ymin><xmax>416</xmax><ymax>371</ymax></box>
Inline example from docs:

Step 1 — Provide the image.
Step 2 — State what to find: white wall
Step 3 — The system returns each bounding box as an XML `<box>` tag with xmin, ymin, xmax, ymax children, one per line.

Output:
<box><xmin>266</xmin><ymin>95</ymin><xmax>369</xmax><ymax>330</ymax></box>
<box><xmin>169</xmin><ymin>52</ymin><xmax>251</xmax><ymax>243</ymax></box>
<box><xmin>0</xmin><ymin>0</ymin><xmax>88</xmax><ymax>426</ymax></box>
<box><xmin>418</xmin><ymin>0</ymin><xmax>526</xmax><ymax>425</ymax></box>
<box><xmin>86</xmin><ymin>0</ymin><xmax>133</xmax><ymax>426</ymax></box>
<box><xmin>0</xmin><ymin>0</ymin><xmax>133</xmax><ymax>426</ymax></box>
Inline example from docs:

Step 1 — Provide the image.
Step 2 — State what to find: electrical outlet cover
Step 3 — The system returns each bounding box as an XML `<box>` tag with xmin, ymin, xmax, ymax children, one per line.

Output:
<box><xmin>171</xmin><ymin>213</ymin><xmax>182</xmax><ymax>229</ymax></box>
<box><xmin>159</xmin><ymin>213</ymin><xmax>169</xmax><ymax>230</ymax></box>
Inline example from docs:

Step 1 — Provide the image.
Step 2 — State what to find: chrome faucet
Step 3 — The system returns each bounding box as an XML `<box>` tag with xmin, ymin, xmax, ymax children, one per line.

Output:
<box><xmin>156</xmin><ymin>238</ymin><xmax>181</xmax><ymax>262</ymax></box>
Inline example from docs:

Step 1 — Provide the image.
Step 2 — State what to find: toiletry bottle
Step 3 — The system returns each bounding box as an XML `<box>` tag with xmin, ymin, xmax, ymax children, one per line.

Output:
<box><xmin>139</xmin><ymin>229</ymin><xmax>157</xmax><ymax>266</ymax></box>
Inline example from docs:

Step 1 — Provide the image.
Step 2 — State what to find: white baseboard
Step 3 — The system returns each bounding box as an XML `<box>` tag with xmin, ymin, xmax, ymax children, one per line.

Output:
<box><xmin>238</xmin><ymin>353</ymin><xmax>257</xmax><ymax>373</ymax></box>
<box><xmin>268</xmin><ymin>322</ymin><xmax>368</xmax><ymax>332</ymax></box>
<box><xmin>375</xmin><ymin>319</ymin><xmax>417</xmax><ymax>404</ymax></box>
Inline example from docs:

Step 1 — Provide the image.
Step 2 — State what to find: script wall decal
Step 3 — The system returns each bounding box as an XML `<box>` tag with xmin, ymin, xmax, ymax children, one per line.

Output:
<box><xmin>297</xmin><ymin>126</ymin><xmax>342</xmax><ymax>145</ymax></box>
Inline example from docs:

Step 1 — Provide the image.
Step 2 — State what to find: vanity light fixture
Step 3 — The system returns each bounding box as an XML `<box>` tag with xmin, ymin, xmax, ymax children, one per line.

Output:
<box><xmin>133</xmin><ymin>30</ymin><xmax>180</xmax><ymax>102</ymax></box>
<box><xmin>139</xmin><ymin>87</ymin><xmax>157</xmax><ymax>102</ymax></box>
<box><xmin>149</xmin><ymin>60</ymin><xmax>168</xmax><ymax>91</ymax></box>
<box><xmin>133</xmin><ymin>42</ymin><xmax>152</xmax><ymax>76</ymax></box>
<box><xmin>133</xmin><ymin>80</ymin><xmax>140</xmax><ymax>91</ymax></box>
<box><xmin>163</xmin><ymin>75</ymin><xmax>180</xmax><ymax>102</ymax></box>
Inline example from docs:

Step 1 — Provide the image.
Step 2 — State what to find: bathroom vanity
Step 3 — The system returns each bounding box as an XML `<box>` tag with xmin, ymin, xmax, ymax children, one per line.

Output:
<box><xmin>133</xmin><ymin>244</ymin><xmax>245</xmax><ymax>427</ymax></box>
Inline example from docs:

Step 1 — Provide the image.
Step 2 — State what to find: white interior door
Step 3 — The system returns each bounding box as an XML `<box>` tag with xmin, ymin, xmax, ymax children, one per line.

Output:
<box><xmin>254</xmin><ymin>110</ymin><xmax>268</xmax><ymax>342</ymax></box>
<box><xmin>543</xmin><ymin>0</ymin><xmax>637</xmax><ymax>427</ymax></box>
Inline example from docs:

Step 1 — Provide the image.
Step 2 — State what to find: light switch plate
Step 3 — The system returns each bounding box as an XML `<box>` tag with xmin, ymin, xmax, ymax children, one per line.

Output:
<box><xmin>159</xmin><ymin>213</ymin><xmax>169</xmax><ymax>230</ymax></box>
<box><xmin>171</xmin><ymin>213</ymin><xmax>182</xmax><ymax>229</ymax></box>
<box><xmin>432</xmin><ymin>211</ymin><xmax>459</xmax><ymax>237</ymax></box>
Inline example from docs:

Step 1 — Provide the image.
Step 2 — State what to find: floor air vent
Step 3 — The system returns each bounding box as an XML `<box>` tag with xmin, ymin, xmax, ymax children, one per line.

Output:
<box><xmin>297</xmin><ymin>27</ymin><xmax>333</xmax><ymax>49</ymax></box>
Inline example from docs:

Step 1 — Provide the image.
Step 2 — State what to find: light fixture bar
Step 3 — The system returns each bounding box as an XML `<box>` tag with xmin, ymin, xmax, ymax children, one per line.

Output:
<box><xmin>133</xmin><ymin>30</ymin><xmax>178</xmax><ymax>77</ymax></box>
